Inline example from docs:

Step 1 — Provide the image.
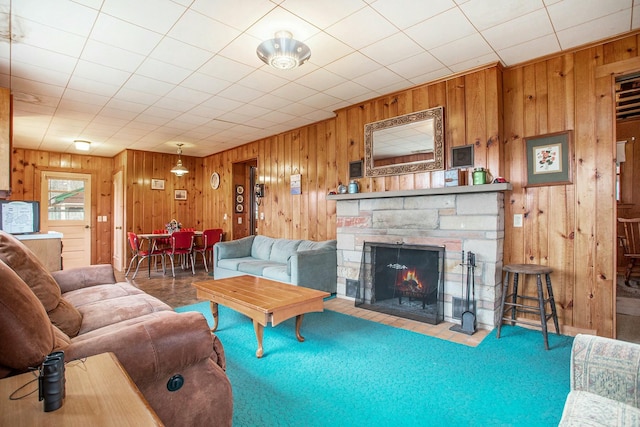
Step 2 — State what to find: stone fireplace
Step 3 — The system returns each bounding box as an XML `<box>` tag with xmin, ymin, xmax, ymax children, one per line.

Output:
<box><xmin>356</xmin><ymin>242</ymin><xmax>445</xmax><ymax>324</ymax></box>
<box><xmin>327</xmin><ymin>183</ymin><xmax>511</xmax><ymax>330</ymax></box>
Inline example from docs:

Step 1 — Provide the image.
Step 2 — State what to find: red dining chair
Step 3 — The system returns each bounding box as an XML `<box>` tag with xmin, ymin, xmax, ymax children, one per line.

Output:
<box><xmin>193</xmin><ymin>228</ymin><xmax>223</xmax><ymax>272</ymax></box>
<box><xmin>125</xmin><ymin>232</ymin><xmax>165</xmax><ymax>279</ymax></box>
<box><xmin>182</xmin><ymin>227</ymin><xmax>195</xmax><ymax>232</ymax></box>
<box><xmin>164</xmin><ymin>231</ymin><xmax>195</xmax><ymax>277</ymax></box>
<box><xmin>152</xmin><ymin>229</ymin><xmax>171</xmax><ymax>251</ymax></box>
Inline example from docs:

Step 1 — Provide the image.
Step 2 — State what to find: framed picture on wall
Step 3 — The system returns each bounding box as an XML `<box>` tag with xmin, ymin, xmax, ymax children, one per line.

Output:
<box><xmin>174</xmin><ymin>189</ymin><xmax>187</xmax><ymax>200</ymax></box>
<box><xmin>151</xmin><ymin>179</ymin><xmax>165</xmax><ymax>190</ymax></box>
<box><xmin>524</xmin><ymin>131</ymin><xmax>573</xmax><ymax>187</ymax></box>
<box><xmin>451</xmin><ymin>145</ymin><xmax>474</xmax><ymax>169</ymax></box>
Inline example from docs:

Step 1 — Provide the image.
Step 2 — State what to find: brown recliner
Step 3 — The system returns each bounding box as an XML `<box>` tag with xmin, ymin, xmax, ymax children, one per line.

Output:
<box><xmin>0</xmin><ymin>231</ymin><xmax>233</xmax><ymax>426</ymax></box>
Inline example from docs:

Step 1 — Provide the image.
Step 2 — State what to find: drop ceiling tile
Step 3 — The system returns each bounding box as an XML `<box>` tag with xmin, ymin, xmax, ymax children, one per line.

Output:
<box><xmin>113</xmin><ymin>88</ymin><xmax>162</xmax><ymax>106</ymax></box>
<box><xmin>280</xmin><ymin>0</ymin><xmax>365</xmax><ymax>29</ymax></box>
<box><xmin>354</xmin><ymin>67</ymin><xmax>406</xmax><ymax>91</ymax></box>
<box><xmin>137</xmin><ymin>58</ymin><xmax>193</xmax><ymax>85</ymax></box>
<box><xmin>371</xmin><ymin>0</ymin><xmax>456</xmax><ymax>29</ymax></box>
<box><xmin>11</xmin><ymin>76</ymin><xmax>64</xmax><ymax>99</ymax></box>
<box><xmin>387</xmin><ymin>51</ymin><xmax>445</xmax><ymax>80</ymax></box>
<box><xmin>122</xmin><ymin>75</ymin><xmax>174</xmax><ymax>97</ymax></box>
<box><xmin>298</xmin><ymin>91</ymin><xmax>343</xmax><ymax>110</ymax></box>
<box><xmin>232</xmin><ymin>103</ymin><xmax>271</xmax><ymax>118</ymax></box>
<box><xmin>304</xmin><ymin>32</ymin><xmax>353</xmax><ymax>68</ymax></box>
<box><xmin>166</xmin><ymin>85</ymin><xmax>213</xmax><ymax>105</ymax></box>
<box><xmin>74</xmin><ymin>60</ymin><xmax>131</xmax><ymax>86</ymax></box>
<box><xmin>237</xmin><ymin>69</ymin><xmax>289</xmax><ymax>92</ymax></box>
<box><xmin>361</xmin><ymin>32</ymin><xmax>425</xmax><ymax>66</ymax></box>
<box><xmin>13</xmin><ymin>0</ymin><xmax>97</xmax><ymax>36</ymax></box>
<box><xmin>102</xmin><ymin>0</ymin><xmax>185</xmax><ymax>34</ymax></box>
<box><xmin>482</xmin><ymin>9</ymin><xmax>554</xmax><ymax>51</ymax></box>
<box><xmin>10</xmin><ymin>44</ymin><xmax>77</xmax><ymax>74</ymax></box>
<box><xmin>449</xmin><ymin>52</ymin><xmax>501</xmax><ymax>73</ymax></box>
<box><xmin>408</xmin><ymin>67</ymin><xmax>452</xmax><ymax>85</ymax></box>
<box><xmin>326</xmin><ymin>6</ymin><xmax>398</xmax><ymax>50</ymax></box>
<box><xmin>152</xmin><ymin>97</ymin><xmax>199</xmax><ymax>113</ymax></box>
<box><xmin>405</xmin><ymin>7</ymin><xmax>476</xmax><ymax>50</ymax></box>
<box><xmin>459</xmin><ymin>0</ymin><xmax>544</xmax><ymax>30</ymax></box>
<box><xmin>250</xmin><ymin>93</ymin><xmax>293</xmax><ymax>111</ymax></box>
<box><xmin>90</xmin><ymin>14</ymin><xmax>163</xmax><ymax>56</ymax></box>
<box><xmin>246</xmin><ymin>6</ymin><xmax>320</xmax><ymax>41</ymax></box>
<box><xmin>295</xmin><ymin>68</ymin><xmax>347</xmax><ymax>92</ymax></box>
<box><xmin>548</xmin><ymin>0</ymin><xmax>630</xmax><ymax>31</ymax></box>
<box><xmin>430</xmin><ymin>33</ymin><xmax>494</xmax><ymax>68</ymax></box>
<box><xmin>191</xmin><ymin>0</ymin><xmax>276</xmax><ymax>33</ymax></box>
<box><xmin>168</xmin><ymin>10</ymin><xmax>240</xmax><ymax>54</ymax></box>
<box><xmin>19</xmin><ymin>18</ymin><xmax>87</xmax><ymax>57</ymax></box>
<box><xmin>199</xmin><ymin>56</ymin><xmax>255</xmax><ymax>83</ymax></box>
<box><xmin>180</xmin><ymin>72</ymin><xmax>233</xmax><ymax>95</ymax></box>
<box><xmin>81</xmin><ymin>40</ymin><xmax>146</xmax><ymax>73</ymax></box>
<box><xmin>200</xmin><ymin>95</ymin><xmax>244</xmax><ymax>112</ymax></box>
<box><xmin>497</xmin><ymin>34</ymin><xmax>560</xmax><ymax>66</ymax></box>
<box><xmin>324</xmin><ymin>51</ymin><xmax>382</xmax><ymax>80</ymax></box>
<box><xmin>270</xmin><ymin>82</ymin><xmax>318</xmax><ymax>103</ymax></box>
<box><xmin>150</xmin><ymin>38</ymin><xmax>213</xmax><ymax>71</ymax></box>
<box><xmin>635</xmin><ymin>6</ymin><xmax>640</xmax><ymax>29</ymax></box>
<box><xmin>104</xmin><ymin>98</ymin><xmax>149</xmax><ymax>114</ymax></box>
<box><xmin>556</xmin><ymin>9</ymin><xmax>633</xmax><ymax>49</ymax></box>
<box><xmin>218</xmin><ymin>33</ymin><xmax>265</xmax><ymax>68</ymax></box>
<box><xmin>67</xmin><ymin>75</ymin><xmax>119</xmax><ymax>97</ymax></box>
<box><xmin>10</xmin><ymin>60</ymin><xmax>71</xmax><ymax>87</ymax></box>
<box><xmin>62</xmin><ymin>88</ymin><xmax>109</xmax><ymax>107</ymax></box>
<box><xmin>324</xmin><ymin>80</ymin><xmax>371</xmax><ymax>101</ymax></box>
<box><xmin>217</xmin><ymin>83</ymin><xmax>266</xmax><ymax>104</ymax></box>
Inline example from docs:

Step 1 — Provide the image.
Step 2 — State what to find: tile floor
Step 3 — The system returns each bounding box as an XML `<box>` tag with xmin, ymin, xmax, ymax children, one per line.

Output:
<box><xmin>118</xmin><ymin>264</ymin><xmax>488</xmax><ymax>347</ymax></box>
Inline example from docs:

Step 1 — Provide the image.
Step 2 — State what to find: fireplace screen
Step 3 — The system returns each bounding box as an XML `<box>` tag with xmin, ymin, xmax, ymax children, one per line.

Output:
<box><xmin>356</xmin><ymin>242</ymin><xmax>444</xmax><ymax>324</ymax></box>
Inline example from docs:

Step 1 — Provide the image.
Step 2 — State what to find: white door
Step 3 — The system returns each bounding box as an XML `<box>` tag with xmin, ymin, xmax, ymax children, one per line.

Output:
<box><xmin>41</xmin><ymin>171</ymin><xmax>92</xmax><ymax>269</ymax></box>
<box><xmin>112</xmin><ymin>170</ymin><xmax>125</xmax><ymax>271</ymax></box>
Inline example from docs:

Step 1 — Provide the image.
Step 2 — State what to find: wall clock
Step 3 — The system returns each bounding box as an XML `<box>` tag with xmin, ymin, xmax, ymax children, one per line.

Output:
<box><xmin>210</xmin><ymin>172</ymin><xmax>220</xmax><ymax>189</ymax></box>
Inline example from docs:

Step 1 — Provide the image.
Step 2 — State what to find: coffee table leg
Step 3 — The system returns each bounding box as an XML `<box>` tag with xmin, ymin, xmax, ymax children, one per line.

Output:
<box><xmin>253</xmin><ymin>320</ymin><xmax>264</xmax><ymax>358</ymax></box>
<box><xmin>295</xmin><ymin>314</ymin><xmax>305</xmax><ymax>342</ymax></box>
<box><xmin>210</xmin><ymin>301</ymin><xmax>219</xmax><ymax>332</ymax></box>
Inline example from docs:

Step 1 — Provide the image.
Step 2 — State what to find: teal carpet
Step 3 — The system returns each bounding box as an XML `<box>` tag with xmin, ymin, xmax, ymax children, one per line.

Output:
<box><xmin>176</xmin><ymin>301</ymin><xmax>573</xmax><ymax>427</ymax></box>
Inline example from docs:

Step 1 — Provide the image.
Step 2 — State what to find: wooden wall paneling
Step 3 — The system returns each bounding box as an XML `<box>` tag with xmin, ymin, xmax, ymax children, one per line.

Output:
<box><xmin>573</xmin><ymin>47</ymin><xmax>599</xmax><ymax>332</ymax></box>
<box><xmin>324</xmin><ymin>120</ymin><xmax>337</xmax><ymax>240</ymax></box>
<box><xmin>464</xmin><ymin>71</ymin><xmax>487</xmax><ymax>169</ymax></box>
<box><xmin>290</xmin><ymin>130</ymin><xmax>301</xmax><ymax>238</ymax></box>
<box><xmin>283</xmin><ymin>131</ymin><xmax>294</xmax><ymax>239</ymax></box>
<box><xmin>445</xmin><ymin>76</ymin><xmax>466</xmax><ymax>149</ymax></box>
<box><xmin>485</xmin><ymin>66</ymin><xmax>503</xmax><ymax>178</ymax></box>
<box><xmin>593</xmin><ymin>69</ymin><xmax>617</xmax><ymax>337</ymax></box>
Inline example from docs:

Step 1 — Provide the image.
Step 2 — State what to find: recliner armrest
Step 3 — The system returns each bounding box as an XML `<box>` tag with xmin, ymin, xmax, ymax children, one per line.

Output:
<box><xmin>51</xmin><ymin>264</ymin><xmax>117</xmax><ymax>294</ymax></box>
<box><xmin>571</xmin><ymin>334</ymin><xmax>640</xmax><ymax>408</ymax></box>
<box><xmin>65</xmin><ymin>311</ymin><xmax>224</xmax><ymax>386</ymax></box>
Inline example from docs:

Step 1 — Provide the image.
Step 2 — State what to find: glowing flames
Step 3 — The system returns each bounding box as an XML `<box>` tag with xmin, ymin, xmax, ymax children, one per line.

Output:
<box><xmin>398</xmin><ymin>267</ymin><xmax>424</xmax><ymax>292</ymax></box>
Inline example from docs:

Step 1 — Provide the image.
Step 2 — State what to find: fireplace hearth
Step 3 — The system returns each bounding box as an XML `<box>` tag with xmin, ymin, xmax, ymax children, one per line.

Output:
<box><xmin>356</xmin><ymin>242</ymin><xmax>444</xmax><ymax>324</ymax></box>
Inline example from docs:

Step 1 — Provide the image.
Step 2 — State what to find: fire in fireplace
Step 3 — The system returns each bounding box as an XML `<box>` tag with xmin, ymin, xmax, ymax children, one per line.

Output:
<box><xmin>356</xmin><ymin>242</ymin><xmax>444</xmax><ymax>324</ymax></box>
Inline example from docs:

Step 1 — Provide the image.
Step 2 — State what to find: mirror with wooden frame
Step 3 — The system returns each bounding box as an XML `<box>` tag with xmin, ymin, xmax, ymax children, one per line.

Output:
<box><xmin>364</xmin><ymin>106</ymin><xmax>444</xmax><ymax>177</ymax></box>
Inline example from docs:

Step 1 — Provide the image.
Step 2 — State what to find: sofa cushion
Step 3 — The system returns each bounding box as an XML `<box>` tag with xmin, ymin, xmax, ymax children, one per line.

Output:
<box><xmin>262</xmin><ymin>265</ymin><xmax>291</xmax><ymax>283</ymax></box>
<box><xmin>0</xmin><ymin>231</ymin><xmax>83</xmax><ymax>338</ymax></box>
<box><xmin>251</xmin><ymin>235</ymin><xmax>275</xmax><ymax>261</ymax></box>
<box><xmin>218</xmin><ymin>257</ymin><xmax>254</xmax><ymax>271</ymax></box>
<box><xmin>297</xmin><ymin>239</ymin><xmax>337</xmax><ymax>251</ymax></box>
<box><xmin>559</xmin><ymin>390</ymin><xmax>640</xmax><ymax>426</ymax></box>
<box><xmin>0</xmin><ymin>258</ymin><xmax>55</xmax><ymax>371</ymax></box>
<box><xmin>64</xmin><ymin>284</ymin><xmax>172</xmax><ymax>335</ymax></box>
<box><xmin>270</xmin><ymin>239</ymin><xmax>301</xmax><ymax>263</ymax></box>
<box><xmin>238</xmin><ymin>260</ymin><xmax>284</xmax><ymax>277</ymax></box>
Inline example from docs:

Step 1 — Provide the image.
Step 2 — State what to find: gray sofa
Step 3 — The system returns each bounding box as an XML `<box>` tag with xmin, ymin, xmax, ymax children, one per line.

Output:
<box><xmin>213</xmin><ymin>235</ymin><xmax>337</xmax><ymax>293</ymax></box>
<box><xmin>559</xmin><ymin>334</ymin><xmax>640</xmax><ymax>426</ymax></box>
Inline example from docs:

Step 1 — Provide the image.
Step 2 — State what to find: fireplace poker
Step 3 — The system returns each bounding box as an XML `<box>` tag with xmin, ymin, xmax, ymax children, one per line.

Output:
<box><xmin>460</xmin><ymin>251</ymin><xmax>477</xmax><ymax>335</ymax></box>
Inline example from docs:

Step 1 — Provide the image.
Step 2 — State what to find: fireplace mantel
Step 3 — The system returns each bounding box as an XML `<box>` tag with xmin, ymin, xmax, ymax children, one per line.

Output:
<box><xmin>327</xmin><ymin>182</ymin><xmax>512</xmax><ymax>201</ymax></box>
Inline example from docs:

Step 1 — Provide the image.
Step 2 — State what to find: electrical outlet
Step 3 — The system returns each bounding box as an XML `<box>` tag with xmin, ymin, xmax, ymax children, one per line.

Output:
<box><xmin>513</xmin><ymin>214</ymin><xmax>523</xmax><ymax>228</ymax></box>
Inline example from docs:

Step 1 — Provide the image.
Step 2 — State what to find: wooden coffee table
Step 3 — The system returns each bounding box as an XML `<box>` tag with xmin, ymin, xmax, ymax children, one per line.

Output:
<box><xmin>193</xmin><ymin>275</ymin><xmax>330</xmax><ymax>358</ymax></box>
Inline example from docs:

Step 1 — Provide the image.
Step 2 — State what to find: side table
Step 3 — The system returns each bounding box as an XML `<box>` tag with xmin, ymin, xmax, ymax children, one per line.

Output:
<box><xmin>0</xmin><ymin>352</ymin><xmax>163</xmax><ymax>426</ymax></box>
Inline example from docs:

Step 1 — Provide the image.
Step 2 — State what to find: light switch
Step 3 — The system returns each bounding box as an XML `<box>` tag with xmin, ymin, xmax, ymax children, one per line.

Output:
<box><xmin>223</xmin><ymin>213</ymin><xmax>228</xmax><ymax>221</ymax></box>
<box><xmin>238</xmin><ymin>217</ymin><xmax>242</xmax><ymax>224</ymax></box>
<box><xmin>513</xmin><ymin>214</ymin><xmax>523</xmax><ymax>228</ymax></box>
<box><xmin>260</xmin><ymin>212</ymin><xmax>265</xmax><ymax>220</ymax></box>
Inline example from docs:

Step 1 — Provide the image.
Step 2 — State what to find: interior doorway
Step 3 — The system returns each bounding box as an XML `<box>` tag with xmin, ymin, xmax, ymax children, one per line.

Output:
<box><xmin>40</xmin><ymin>171</ymin><xmax>92</xmax><ymax>269</ymax></box>
<box><xmin>112</xmin><ymin>170</ymin><xmax>125</xmax><ymax>271</ymax></box>
<box><xmin>615</xmin><ymin>72</ymin><xmax>640</xmax><ymax>343</ymax></box>
<box><xmin>232</xmin><ymin>159</ymin><xmax>258</xmax><ymax>240</ymax></box>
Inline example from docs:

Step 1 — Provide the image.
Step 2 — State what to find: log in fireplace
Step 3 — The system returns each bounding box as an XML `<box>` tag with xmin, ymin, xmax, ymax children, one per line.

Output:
<box><xmin>356</xmin><ymin>242</ymin><xmax>444</xmax><ymax>324</ymax></box>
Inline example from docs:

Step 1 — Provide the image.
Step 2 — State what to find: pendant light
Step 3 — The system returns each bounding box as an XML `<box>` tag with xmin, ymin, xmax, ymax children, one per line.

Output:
<box><xmin>256</xmin><ymin>31</ymin><xmax>311</xmax><ymax>70</ymax></box>
<box><xmin>170</xmin><ymin>143</ymin><xmax>189</xmax><ymax>176</ymax></box>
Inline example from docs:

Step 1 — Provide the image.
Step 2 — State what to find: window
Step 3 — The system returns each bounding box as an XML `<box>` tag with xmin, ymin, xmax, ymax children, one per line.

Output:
<box><xmin>47</xmin><ymin>178</ymin><xmax>86</xmax><ymax>220</ymax></box>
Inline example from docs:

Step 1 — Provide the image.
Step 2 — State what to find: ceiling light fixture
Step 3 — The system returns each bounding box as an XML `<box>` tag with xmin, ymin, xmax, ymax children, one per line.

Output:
<box><xmin>256</xmin><ymin>31</ymin><xmax>311</xmax><ymax>70</ymax></box>
<box><xmin>170</xmin><ymin>143</ymin><xmax>189</xmax><ymax>177</ymax></box>
<box><xmin>74</xmin><ymin>139</ymin><xmax>91</xmax><ymax>151</ymax></box>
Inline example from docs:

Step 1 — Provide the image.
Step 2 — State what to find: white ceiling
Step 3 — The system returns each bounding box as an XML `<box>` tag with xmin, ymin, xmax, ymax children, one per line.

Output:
<box><xmin>2</xmin><ymin>0</ymin><xmax>638</xmax><ymax>158</ymax></box>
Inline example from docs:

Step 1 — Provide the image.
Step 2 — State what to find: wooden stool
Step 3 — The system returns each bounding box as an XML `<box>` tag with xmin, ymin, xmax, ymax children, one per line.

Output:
<box><xmin>497</xmin><ymin>264</ymin><xmax>560</xmax><ymax>350</ymax></box>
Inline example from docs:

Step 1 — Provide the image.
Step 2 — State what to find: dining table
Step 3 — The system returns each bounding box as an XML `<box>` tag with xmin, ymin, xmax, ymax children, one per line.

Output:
<box><xmin>137</xmin><ymin>231</ymin><xmax>203</xmax><ymax>278</ymax></box>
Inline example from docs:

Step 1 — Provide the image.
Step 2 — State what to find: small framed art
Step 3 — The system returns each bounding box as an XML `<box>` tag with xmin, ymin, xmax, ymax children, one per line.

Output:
<box><xmin>451</xmin><ymin>145</ymin><xmax>474</xmax><ymax>169</ymax></box>
<box><xmin>151</xmin><ymin>179</ymin><xmax>165</xmax><ymax>190</ymax></box>
<box><xmin>524</xmin><ymin>131</ymin><xmax>573</xmax><ymax>187</ymax></box>
<box><xmin>174</xmin><ymin>189</ymin><xmax>187</xmax><ymax>200</ymax></box>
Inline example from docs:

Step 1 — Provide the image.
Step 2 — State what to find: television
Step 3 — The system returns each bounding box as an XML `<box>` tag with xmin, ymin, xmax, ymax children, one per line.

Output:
<box><xmin>0</xmin><ymin>200</ymin><xmax>41</xmax><ymax>234</ymax></box>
